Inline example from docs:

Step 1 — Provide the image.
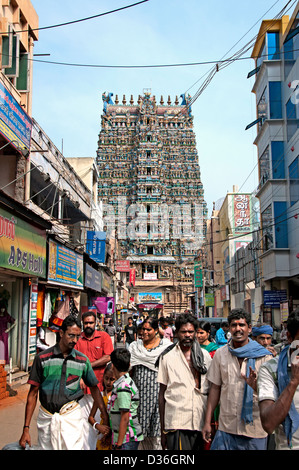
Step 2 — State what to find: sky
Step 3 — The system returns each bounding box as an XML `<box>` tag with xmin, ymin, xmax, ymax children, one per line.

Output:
<box><xmin>29</xmin><ymin>0</ymin><xmax>295</xmax><ymax>216</ymax></box>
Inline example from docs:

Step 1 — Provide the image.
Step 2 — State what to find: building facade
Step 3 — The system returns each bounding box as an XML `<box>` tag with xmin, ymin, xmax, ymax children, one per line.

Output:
<box><xmin>248</xmin><ymin>5</ymin><xmax>299</xmax><ymax>326</ymax></box>
<box><xmin>202</xmin><ymin>203</ymin><xmax>223</xmax><ymax>317</ymax></box>
<box><xmin>97</xmin><ymin>90</ymin><xmax>207</xmax><ymax>317</ymax></box>
<box><xmin>211</xmin><ymin>187</ymin><xmax>258</xmax><ymax>317</ymax></box>
<box><xmin>0</xmin><ymin>1</ymin><xmax>112</xmax><ymax>377</ymax></box>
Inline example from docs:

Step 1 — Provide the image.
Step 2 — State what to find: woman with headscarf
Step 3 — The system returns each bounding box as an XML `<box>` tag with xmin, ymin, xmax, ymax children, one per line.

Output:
<box><xmin>129</xmin><ymin>316</ymin><xmax>171</xmax><ymax>450</ymax></box>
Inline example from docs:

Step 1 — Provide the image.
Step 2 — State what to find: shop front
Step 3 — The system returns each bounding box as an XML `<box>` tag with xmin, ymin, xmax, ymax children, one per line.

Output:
<box><xmin>83</xmin><ymin>262</ymin><xmax>103</xmax><ymax>325</ymax></box>
<box><xmin>0</xmin><ymin>199</ymin><xmax>48</xmax><ymax>371</ymax></box>
<box><xmin>36</xmin><ymin>238</ymin><xmax>84</xmax><ymax>355</ymax></box>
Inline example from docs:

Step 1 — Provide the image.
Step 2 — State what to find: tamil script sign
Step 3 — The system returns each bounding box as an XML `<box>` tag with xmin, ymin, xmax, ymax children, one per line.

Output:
<box><xmin>115</xmin><ymin>260</ymin><xmax>130</xmax><ymax>272</ymax></box>
<box><xmin>0</xmin><ymin>207</ymin><xmax>46</xmax><ymax>277</ymax></box>
<box><xmin>194</xmin><ymin>263</ymin><xmax>203</xmax><ymax>288</ymax></box>
<box><xmin>0</xmin><ymin>81</ymin><xmax>32</xmax><ymax>151</ymax></box>
<box><xmin>233</xmin><ymin>194</ymin><xmax>251</xmax><ymax>234</ymax></box>
<box><xmin>48</xmin><ymin>239</ymin><xmax>83</xmax><ymax>289</ymax></box>
<box><xmin>86</xmin><ymin>231</ymin><xmax>106</xmax><ymax>264</ymax></box>
<box><xmin>263</xmin><ymin>290</ymin><xmax>287</xmax><ymax>308</ymax></box>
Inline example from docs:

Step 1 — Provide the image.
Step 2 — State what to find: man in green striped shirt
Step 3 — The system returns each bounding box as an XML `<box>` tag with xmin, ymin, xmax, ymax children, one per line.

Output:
<box><xmin>19</xmin><ymin>315</ymin><xmax>109</xmax><ymax>450</ymax></box>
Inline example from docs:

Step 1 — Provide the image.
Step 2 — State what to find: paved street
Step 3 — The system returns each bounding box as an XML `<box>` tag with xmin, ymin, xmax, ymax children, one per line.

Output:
<box><xmin>0</xmin><ymin>380</ymin><xmax>38</xmax><ymax>450</ymax></box>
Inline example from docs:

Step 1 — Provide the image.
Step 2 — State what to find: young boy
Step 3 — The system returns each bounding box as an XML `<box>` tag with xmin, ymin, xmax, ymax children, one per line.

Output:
<box><xmin>109</xmin><ymin>348</ymin><xmax>143</xmax><ymax>450</ymax></box>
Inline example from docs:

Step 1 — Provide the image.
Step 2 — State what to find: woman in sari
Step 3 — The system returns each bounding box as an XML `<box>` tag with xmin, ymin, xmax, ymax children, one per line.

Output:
<box><xmin>129</xmin><ymin>316</ymin><xmax>171</xmax><ymax>450</ymax></box>
<box><xmin>196</xmin><ymin>320</ymin><xmax>219</xmax><ymax>358</ymax></box>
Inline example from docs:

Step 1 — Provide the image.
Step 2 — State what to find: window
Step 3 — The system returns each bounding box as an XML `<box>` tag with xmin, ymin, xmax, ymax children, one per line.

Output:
<box><xmin>271</xmin><ymin>141</ymin><xmax>285</xmax><ymax>179</ymax></box>
<box><xmin>289</xmin><ymin>157</ymin><xmax>299</xmax><ymax>206</ymax></box>
<box><xmin>257</xmin><ymin>88</ymin><xmax>268</xmax><ymax>130</ymax></box>
<box><xmin>283</xmin><ymin>13</ymin><xmax>299</xmax><ymax>78</ymax></box>
<box><xmin>262</xmin><ymin>205</ymin><xmax>273</xmax><ymax>251</ymax></box>
<box><xmin>269</xmin><ymin>82</ymin><xmax>282</xmax><ymax>119</ymax></box>
<box><xmin>259</xmin><ymin>146</ymin><xmax>270</xmax><ymax>187</ymax></box>
<box><xmin>257</xmin><ymin>32</ymin><xmax>280</xmax><ymax>68</ymax></box>
<box><xmin>274</xmin><ymin>201</ymin><xmax>288</xmax><ymax>248</ymax></box>
<box><xmin>267</xmin><ymin>32</ymin><xmax>280</xmax><ymax>60</ymax></box>
<box><xmin>286</xmin><ymin>98</ymin><xmax>299</xmax><ymax>141</ymax></box>
<box><xmin>257</xmin><ymin>39</ymin><xmax>266</xmax><ymax>68</ymax></box>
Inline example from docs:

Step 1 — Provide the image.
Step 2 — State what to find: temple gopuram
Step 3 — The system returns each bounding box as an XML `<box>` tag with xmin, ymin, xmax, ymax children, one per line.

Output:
<box><xmin>97</xmin><ymin>89</ymin><xmax>207</xmax><ymax>317</ymax></box>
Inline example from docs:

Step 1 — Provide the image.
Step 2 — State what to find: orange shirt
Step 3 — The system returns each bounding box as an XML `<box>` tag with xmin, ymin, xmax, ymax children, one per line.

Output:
<box><xmin>75</xmin><ymin>330</ymin><xmax>113</xmax><ymax>392</ymax></box>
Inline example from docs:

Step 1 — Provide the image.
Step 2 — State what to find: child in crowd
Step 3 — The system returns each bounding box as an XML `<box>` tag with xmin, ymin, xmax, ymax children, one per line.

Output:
<box><xmin>109</xmin><ymin>348</ymin><xmax>143</xmax><ymax>450</ymax></box>
<box><xmin>95</xmin><ymin>362</ymin><xmax>116</xmax><ymax>450</ymax></box>
<box><xmin>88</xmin><ymin>363</ymin><xmax>114</xmax><ymax>450</ymax></box>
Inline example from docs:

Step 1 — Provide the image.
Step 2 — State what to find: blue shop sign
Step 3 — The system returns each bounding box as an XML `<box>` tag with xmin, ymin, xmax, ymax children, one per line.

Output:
<box><xmin>263</xmin><ymin>290</ymin><xmax>287</xmax><ymax>308</ymax></box>
<box><xmin>0</xmin><ymin>81</ymin><xmax>32</xmax><ymax>151</ymax></box>
<box><xmin>86</xmin><ymin>231</ymin><xmax>106</xmax><ymax>263</ymax></box>
<box><xmin>85</xmin><ymin>264</ymin><xmax>102</xmax><ymax>291</ymax></box>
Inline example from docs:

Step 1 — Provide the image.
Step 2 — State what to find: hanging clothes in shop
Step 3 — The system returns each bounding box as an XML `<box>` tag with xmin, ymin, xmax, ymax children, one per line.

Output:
<box><xmin>52</xmin><ymin>292</ymin><xmax>70</xmax><ymax>328</ymax></box>
<box><xmin>70</xmin><ymin>292</ymin><xmax>80</xmax><ymax>317</ymax></box>
<box><xmin>36</xmin><ymin>287</ymin><xmax>45</xmax><ymax>328</ymax></box>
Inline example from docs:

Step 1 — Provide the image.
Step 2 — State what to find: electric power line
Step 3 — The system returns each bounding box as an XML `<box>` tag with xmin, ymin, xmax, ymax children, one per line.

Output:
<box><xmin>0</xmin><ymin>1</ymin><xmax>150</xmax><ymax>35</ymax></box>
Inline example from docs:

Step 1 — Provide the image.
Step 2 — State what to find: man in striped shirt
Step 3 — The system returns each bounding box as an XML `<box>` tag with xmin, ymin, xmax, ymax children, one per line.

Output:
<box><xmin>19</xmin><ymin>315</ymin><xmax>109</xmax><ymax>450</ymax></box>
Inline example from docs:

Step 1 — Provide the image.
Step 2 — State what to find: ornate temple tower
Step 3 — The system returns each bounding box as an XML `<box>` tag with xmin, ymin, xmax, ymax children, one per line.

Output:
<box><xmin>97</xmin><ymin>90</ymin><xmax>207</xmax><ymax>317</ymax></box>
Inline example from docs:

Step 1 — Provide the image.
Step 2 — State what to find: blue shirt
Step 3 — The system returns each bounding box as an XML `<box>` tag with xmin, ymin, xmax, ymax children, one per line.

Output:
<box><xmin>215</xmin><ymin>328</ymin><xmax>228</xmax><ymax>347</ymax></box>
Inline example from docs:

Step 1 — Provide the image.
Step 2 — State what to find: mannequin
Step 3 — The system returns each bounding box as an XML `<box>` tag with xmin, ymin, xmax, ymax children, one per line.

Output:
<box><xmin>0</xmin><ymin>304</ymin><xmax>16</xmax><ymax>364</ymax></box>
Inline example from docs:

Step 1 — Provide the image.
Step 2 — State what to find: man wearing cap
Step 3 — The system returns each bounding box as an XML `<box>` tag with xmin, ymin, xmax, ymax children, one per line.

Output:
<box><xmin>252</xmin><ymin>324</ymin><xmax>277</xmax><ymax>357</ymax></box>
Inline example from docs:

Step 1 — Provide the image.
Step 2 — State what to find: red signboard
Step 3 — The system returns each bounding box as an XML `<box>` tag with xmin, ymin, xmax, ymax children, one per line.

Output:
<box><xmin>115</xmin><ymin>260</ymin><xmax>130</xmax><ymax>272</ymax></box>
<box><xmin>129</xmin><ymin>268</ymin><xmax>136</xmax><ymax>286</ymax></box>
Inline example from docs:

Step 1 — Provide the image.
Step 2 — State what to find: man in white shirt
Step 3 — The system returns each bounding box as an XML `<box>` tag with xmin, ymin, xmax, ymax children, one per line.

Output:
<box><xmin>202</xmin><ymin>308</ymin><xmax>272</xmax><ymax>450</ymax></box>
<box><xmin>258</xmin><ymin>309</ymin><xmax>299</xmax><ymax>450</ymax></box>
<box><xmin>157</xmin><ymin>313</ymin><xmax>211</xmax><ymax>451</ymax></box>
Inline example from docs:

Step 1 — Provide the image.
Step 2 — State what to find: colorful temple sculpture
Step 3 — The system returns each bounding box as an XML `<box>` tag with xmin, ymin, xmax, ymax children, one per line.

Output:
<box><xmin>96</xmin><ymin>90</ymin><xmax>207</xmax><ymax>317</ymax></box>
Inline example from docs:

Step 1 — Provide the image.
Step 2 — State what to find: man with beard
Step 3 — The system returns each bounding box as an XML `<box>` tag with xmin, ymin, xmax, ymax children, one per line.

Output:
<box><xmin>19</xmin><ymin>315</ymin><xmax>109</xmax><ymax>450</ymax></box>
<box><xmin>202</xmin><ymin>308</ymin><xmax>272</xmax><ymax>450</ymax></box>
<box><xmin>75</xmin><ymin>310</ymin><xmax>113</xmax><ymax>449</ymax></box>
<box><xmin>157</xmin><ymin>313</ymin><xmax>212</xmax><ymax>451</ymax></box>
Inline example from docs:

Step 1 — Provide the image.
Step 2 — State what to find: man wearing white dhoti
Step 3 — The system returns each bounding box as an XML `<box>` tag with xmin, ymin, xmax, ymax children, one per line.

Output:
<box><xmin>19</xmin><ymin>315</ymin><xmax>110</xmax><ymax>450</ymax></box>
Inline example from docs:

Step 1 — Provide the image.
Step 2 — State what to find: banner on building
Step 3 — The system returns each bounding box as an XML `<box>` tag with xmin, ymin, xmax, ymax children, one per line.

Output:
<box><xmin>48</xmin><ymin>239</ymin><xmax>83</xmax><ymax>289</ymax></box>
<box><xmin>116</xmin><ymin>260</ymin><xmax>130</xmax><ymax>272</ymax></box>
<box><xmin>27</xmin><ymin>279</ymin><xmax>38</xmax><ymax>365</ymax></box>
<box><xmin>138</xmin><ymin>292</ymin><xmax>162</xmax><ymax>303</ymax></box>
<box><xmin>0</xmin><ymin>81</ymin><xmax>32</xmax><ymax>151</ymax></box>
<box><xmin>91</xmin><ymin>296</ymin><xmax>114</xmax><ymax>315</ymax></box>
<box><xmin>220</xmin><ymin>285</ymin><xmax>230</xmax><ymax>301</ymax></box>
<box><xmin>280</xmin><ymin>301</ymin><xmax>289</xmax><ymax>322</ymax></box>
<box><xmin>86</xmin><ymin>231</ymin><xmax>106</xmax><ymax>264</ymax></box>
<box><xmin>0</xmin><ymin>207</ymin><xmax>47</xmax><ymax>277</ymax></box>
<box><xmin>144</xmin><ymin>272</ymin><xmax>157</xmax><ymax>280</ymax></box>
<box><xmin>264</xmin><ymin>290</ymin><xmax>287</xmax><ymax>308</ymax></box>
<box><xmin>101</xmin><ymin>271</ymin><xmax>111</xmax><ymax>293</ymax></box>
<box><xmin>84</xmin><ymin>264</ymin><xmax>101</xmax><ymax>291</ymax></box>
<box><xmin>129</xmin><ymin>268</ymin><xmax>135</xmax><ymax>286</ymax></box>
<box><xmin>233</xmin><ymin>194</ymin><xmax>251</xmax><ymax>234</ymax></box>
<box><xmin>194</xmin><ymin>263</ymin><xmax>203</xmax><ymax>287</ymax></box>
<box><xmin>205</xmin><ymin>293</ymin><xmax>215</xmax><ymax>307</ymax></box>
